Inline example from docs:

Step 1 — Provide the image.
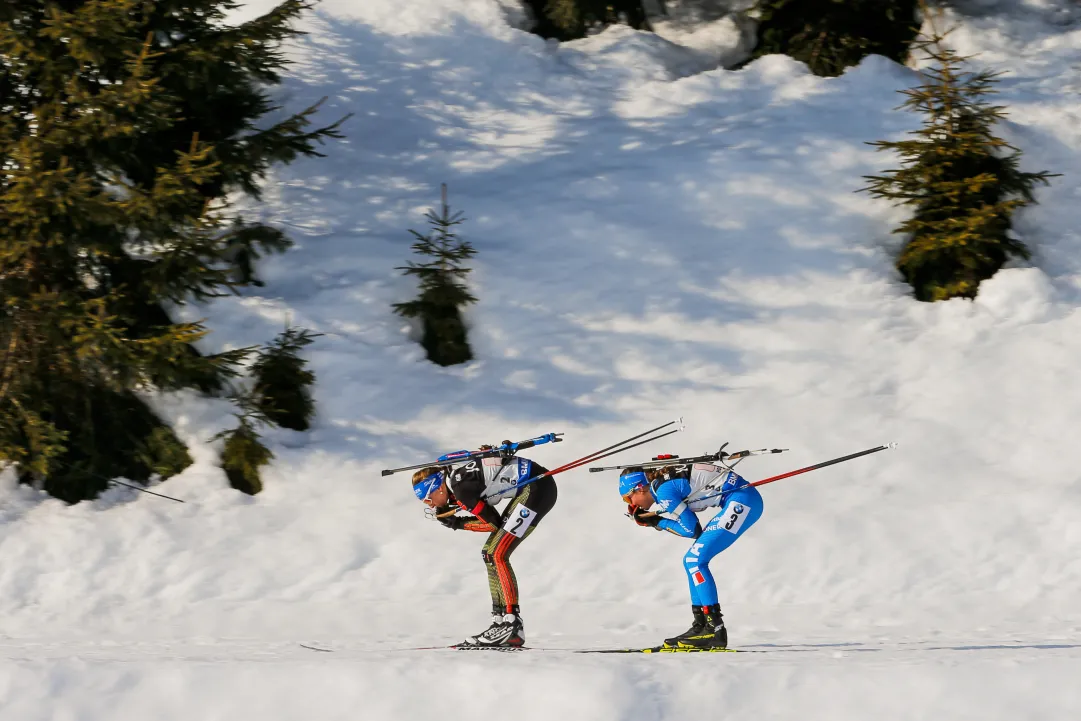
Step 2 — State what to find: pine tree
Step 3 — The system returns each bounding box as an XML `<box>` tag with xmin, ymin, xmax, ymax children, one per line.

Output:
<box><xmin>862</xmin><ymin>14</ymin><xmax>1056</xmax><ymax>301</ymax></box>
<box><xmin>0</xmin><ymin>1</ymin><xmax>343</xmax><ymax>502</ymax></box>
<box><xmin>749</xmin><ymin>0</ymin><xmax>919</xmax><ymax>77</ymax></box>
<box><xmin>213</xmin><ymin>400</ymin><xmax>274</xmax><ymax>496</ymax></box>
<box><xmin>393</xmin><ymin>185</ymin><xmax>477</xmax><ymax>367</ymax></box>
<box><xmin>251</xmin><ymin>327</ymin><xmax>319</xmax><ymax>432</ymax></box>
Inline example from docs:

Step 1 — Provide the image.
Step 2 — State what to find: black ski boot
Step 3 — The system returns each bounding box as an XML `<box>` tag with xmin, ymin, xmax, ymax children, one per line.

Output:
<box><xmin>663</xmin><ymin>605</ymin><xmax>707</xmax><ymax>648</ymax></box>
<box><xmin>458</xmin><ymin>605</ymin><xmax>525</xmax><ymax>649</ymax></box>
<box><xmin>676</xmin><ymin>604</ymin><xmax>727</xmax><ymax>649</ymax></box>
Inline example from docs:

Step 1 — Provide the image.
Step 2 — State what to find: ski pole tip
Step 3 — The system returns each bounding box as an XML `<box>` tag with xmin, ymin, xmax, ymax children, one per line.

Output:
<box><xmin>380</xmin><ymin>469</ymin><xmax>393</xmax><ymax>476</ymax></box>
<box><xmin>588</xmin><ymin>467</ymin><xmax>603</xmax><ymax>472</ymax></box>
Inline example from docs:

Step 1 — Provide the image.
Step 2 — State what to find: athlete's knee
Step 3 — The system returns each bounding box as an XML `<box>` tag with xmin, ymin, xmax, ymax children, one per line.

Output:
<box><xmin>683</xmin><ymin>540</ymin><xmax>707</xmax><ymax>568</ymax></box>
<box><xmin>492</xmin><ymin>538</ymin><xmax>514</xmax><ymax>564</ymax></box>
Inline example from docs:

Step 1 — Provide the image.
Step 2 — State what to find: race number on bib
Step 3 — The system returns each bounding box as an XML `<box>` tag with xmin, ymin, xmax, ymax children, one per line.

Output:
<box><xmin>719</xmin><ymin>501</ymin><xmax>749</xmax><ymax>534</ymax></box>
<box><xmin>503</xmin><ymin>506</ymin><xmax>538</xmax><ymax>538</ymax></box>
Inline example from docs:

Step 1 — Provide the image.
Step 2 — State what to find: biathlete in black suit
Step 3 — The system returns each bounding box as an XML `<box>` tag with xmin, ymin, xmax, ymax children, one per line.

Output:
<box><xmin>412</xmin><ymin>450</ymin><xmax>557</xmax><ymax>648</ymax></box>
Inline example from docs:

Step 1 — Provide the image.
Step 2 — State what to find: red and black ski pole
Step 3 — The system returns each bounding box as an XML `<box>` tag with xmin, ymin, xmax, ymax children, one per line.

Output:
<box><xmin>514</xmin><ymin>418</ymin><xmax>685</xmax><ymax>489</ymax></box>
<box><xmin>750</xmin><ymin>443</ymin><xmax>896</xmax><ymax>488</ymax></box>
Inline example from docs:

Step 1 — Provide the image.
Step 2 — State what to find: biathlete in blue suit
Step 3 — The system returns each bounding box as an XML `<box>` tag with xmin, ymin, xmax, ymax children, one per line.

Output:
<box><xmin>620</xmin><ymin>462</ymin><xmax>764</xmax><ymax>649</ymax></box>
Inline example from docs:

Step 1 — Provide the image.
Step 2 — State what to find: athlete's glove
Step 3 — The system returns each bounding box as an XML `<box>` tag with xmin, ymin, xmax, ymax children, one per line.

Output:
<box><xmin>628</xmin><ymin>504</ymin><xmax>661</xmax><ymax>529</ymax></box>
<box><xmin>437</xmin><ymin>513</ymin><xmax>467</xmax><ymax>530</ymax></box>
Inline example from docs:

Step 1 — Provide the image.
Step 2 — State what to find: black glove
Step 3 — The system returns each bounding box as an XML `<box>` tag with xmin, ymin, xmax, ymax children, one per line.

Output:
<box><xmin>437</xmin><ymin>513</ymin><xmax>467</xmax><ymax>530</ymax></box>
<box><xmin>628</xmin><ymin>504</ymin><xmax>661</xmax><ymax>529</ymax></box>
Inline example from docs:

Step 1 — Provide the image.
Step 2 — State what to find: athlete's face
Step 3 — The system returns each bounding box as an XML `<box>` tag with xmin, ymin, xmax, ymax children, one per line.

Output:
<box><xmin>424</xmin><ymin>483</ymin><xmax>450</xmax><ymax>508</ymax></box>
<box><xmin>626</xmin><ymin>487</ymin><xmax>652</xmax><ymax>508</ymax></box>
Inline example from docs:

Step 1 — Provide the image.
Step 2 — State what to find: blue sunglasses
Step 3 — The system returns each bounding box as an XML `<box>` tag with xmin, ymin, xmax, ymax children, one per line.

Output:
<box><xmin>413</xmin><ymin>471</ymin><xmax>444</xmax><ymax>501</ymax></box>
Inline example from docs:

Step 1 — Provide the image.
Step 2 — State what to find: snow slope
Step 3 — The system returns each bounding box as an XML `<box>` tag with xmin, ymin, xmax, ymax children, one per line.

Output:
<box><xmin>2</xmin><ymin>1</ymin><xmax>1081</xmax><ymax>718</ymax></box>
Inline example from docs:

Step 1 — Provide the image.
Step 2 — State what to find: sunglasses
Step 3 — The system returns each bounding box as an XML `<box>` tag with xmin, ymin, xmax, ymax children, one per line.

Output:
<box><xmin>413</xmin><ymin>471</ymin><xmax>444</xmax><ymax>501</ymax></box>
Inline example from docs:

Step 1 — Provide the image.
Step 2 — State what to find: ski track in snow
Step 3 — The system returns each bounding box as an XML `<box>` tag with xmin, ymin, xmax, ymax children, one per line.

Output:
<box><xmin>2</xmin><ymin>638</ymin><xmax>1080</xmax><ymax>719</ymax></box>
<box><xmin>3</xmin><ymin>0</ymin><xmax>1081</xmax><ymax>718</ymax></box>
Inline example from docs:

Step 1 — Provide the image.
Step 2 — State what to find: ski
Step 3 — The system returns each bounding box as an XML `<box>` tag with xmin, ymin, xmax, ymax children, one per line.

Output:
<box><xmin>577</xmin><ymin>646</ymin><xmax>740</xmax><ymax>654</ymax></box>
<box><xmin>451</xmin><ymin>645</ymin><xmax>740</xmax><ymax>653</ymax></box>
<box><xmin>300</xmin><ymin>643</ymin><xmax>747</xmax><ymax>653</ymax></box>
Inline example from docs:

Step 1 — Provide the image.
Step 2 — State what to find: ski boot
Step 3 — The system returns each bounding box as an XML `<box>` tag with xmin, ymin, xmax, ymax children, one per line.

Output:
<box><xmin>457</xmin><ymin>605</ymin><xmax>525</xmax><ymax>649</ymax></box>
<box><xmin>663</xmin><ymin>605</ymin><xmax>706</xmax><ymax>648</ymax></box>
<box><xmin>664</xmin><ymin>604</ymin><xmax>727</xmax><ymax>649</ymax></box>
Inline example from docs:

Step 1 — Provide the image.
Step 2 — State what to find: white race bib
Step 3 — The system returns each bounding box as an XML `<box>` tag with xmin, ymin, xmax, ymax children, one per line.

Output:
<box><xmin>718</xmin><ymin>501</ymin><xmax>749</xmax><ymax>534</ymax></box>
<box><xmin>503</xmin><ymin>505</ymin><xmax>538</xmax><ymax>538</ymax></box>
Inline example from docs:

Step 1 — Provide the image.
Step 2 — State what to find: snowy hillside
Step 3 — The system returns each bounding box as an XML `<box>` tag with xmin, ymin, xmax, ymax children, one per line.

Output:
<box><xmin>2</xmin><ymin>1</ymin><xmax>1081</xmax><ymax>718</ymax></box>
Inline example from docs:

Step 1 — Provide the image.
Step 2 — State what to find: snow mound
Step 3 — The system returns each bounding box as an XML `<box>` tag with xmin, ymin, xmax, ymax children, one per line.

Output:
<box><xmin>651</xmin><ymin>3</ymin><xmax>757</xmax><ymax>68</ymax></box>
<box><xmin>559</xmin><ymin>23</ymin><xmax>715</xmax><ymax>81</ymax></box>
<box><xmin>975</xmin><ymin>266</ymin><xmax>1057</xmax><ymax>323</ymax></box>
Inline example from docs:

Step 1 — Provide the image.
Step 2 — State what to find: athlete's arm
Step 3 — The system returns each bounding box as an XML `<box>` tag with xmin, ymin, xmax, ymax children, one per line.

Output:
<box><xmin>651</xmin><ymin>479</ymin><xmax>702</xmax><ymax>538</ymax></box>
<box><xmin>449</xmin><ymin>464</ymin><xmax>503</xmax><ymax>528</ymax></box>
<box><xmin>657</xmin><ymin>511</ymin><xmax>701</xmax><ymax>538</ymax></box>
<box><xmin>432</xmin><ymin>507</ymin><xmax>496</xmax><ymax>533</ymax></box>
<box><xmin>461</xmin><ymin>519</ymin><xmax>498</xmax><ymax>532</ymax></box>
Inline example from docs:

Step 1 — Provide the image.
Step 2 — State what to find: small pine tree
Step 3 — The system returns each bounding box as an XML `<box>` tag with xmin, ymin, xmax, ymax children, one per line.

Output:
<box><xmin>251</xmin><ymin>327</ymin><xmax>319</xmax><ymax>432</ymax></box>
<box><xmin>215</xmin><ymin>414</ymin><xmax>274</xmax><ymax>496</ymax></box>
<box><xmin>749</xmin><ymin>0</ymin><xmax>920</xmax><ymax>77</ymax></box>
<box><xmin>393</xmin><ymin>185</ymin><xmax>477</xmax><ymax>367</ymax></box>
<box><xmin>862</xmin><ymin>13</ymin><xmax>1056</xmax><ymax>301</ymax></box>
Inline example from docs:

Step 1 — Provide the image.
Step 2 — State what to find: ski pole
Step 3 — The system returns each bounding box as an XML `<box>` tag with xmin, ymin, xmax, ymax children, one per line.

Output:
<box><xmin>539</xmin><ymin>418</ymin><xmax>683</xmax><ymax>478</ymax></box>
<box><xmin>750</xmin><ymin>443</ymin><xmax>896</xmax><ymax>488</ymax></box>
<box><xmin>109</xmin><ymin>478</ymin><xmax>186</xmax><ymax>503</ymax></box>
<box><xmin>505</xmin><ymin>420</ymin><xmax>685</xmax><ymax>495</ymax></box>
<box><xmin>550</xmin><ymin>428</ymin><xmax>683</xmax><ymax>477</ymax></box>
<box><xmin>630</xmin><ymin>443</ymin><xmax>895</xmax><ymax>520</ymax></box>
<box><xmin>49</xmin><ymin>457</ymin><xmax>186</xmax><ymax>503</ymax></box>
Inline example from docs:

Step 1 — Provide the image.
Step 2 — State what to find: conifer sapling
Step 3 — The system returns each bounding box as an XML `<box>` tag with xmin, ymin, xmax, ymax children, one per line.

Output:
<box><xmin>862</xmin><ymin>8</ymin><xmax>1056</xmax><ymax>301</ymax></box>
<box><xmin>393</xmin><ymin>185</ymin><xmax>477</xmax><ymax>367</ymax></box>
<box><xmin>251</xmin><ymin>327</ymin><xmax>320</xmax><ymax>432</ymax></box>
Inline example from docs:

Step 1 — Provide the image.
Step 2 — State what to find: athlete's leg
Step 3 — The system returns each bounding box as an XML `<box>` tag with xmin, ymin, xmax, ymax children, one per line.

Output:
<box><xmin>682</xmin><ymin>486</ymin><xmax>764</xmax><ymax>606</ymax></box>
<box><xmin>481</xmin><ymin>476</ymin><xmax>557</xmax><ymax>613</ymax></box>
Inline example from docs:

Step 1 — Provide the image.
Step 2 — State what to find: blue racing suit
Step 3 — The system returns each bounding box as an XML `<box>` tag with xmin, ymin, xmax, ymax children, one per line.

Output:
<box><xmin>648</xmin><ymin>465</ymin><xmax>764</xmax><ymax>606</ymax></box>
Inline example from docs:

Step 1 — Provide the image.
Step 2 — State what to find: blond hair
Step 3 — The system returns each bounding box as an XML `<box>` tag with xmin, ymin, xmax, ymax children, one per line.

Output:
<box><xmin>411</xmin><ymin>467</ymin><xmax>443</xmax><ymax>485</ymax></box>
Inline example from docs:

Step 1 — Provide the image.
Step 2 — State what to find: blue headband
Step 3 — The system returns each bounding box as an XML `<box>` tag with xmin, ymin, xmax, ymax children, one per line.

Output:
<box><xmin>413</xmin><ymin>471</ymin><xmax>445</xmax><ymax>501</ymax></box>
<box><xmin>619</xmin><ymin>470</ymin><xmax>649</xmax><ymax>498</ymax></box>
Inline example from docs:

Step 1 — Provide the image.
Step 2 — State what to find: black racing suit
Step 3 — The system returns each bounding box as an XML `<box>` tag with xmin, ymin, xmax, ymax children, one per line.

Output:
<box><xmin>447</xmin><ymin>460</ymin><xmax>558</xmax><ymax>615</ymax></box>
